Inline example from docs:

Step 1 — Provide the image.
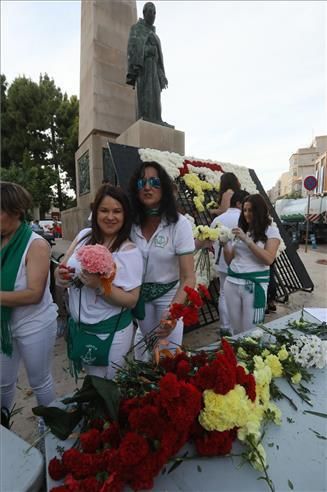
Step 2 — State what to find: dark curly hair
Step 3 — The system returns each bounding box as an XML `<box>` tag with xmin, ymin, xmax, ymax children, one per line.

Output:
<box><xmin>129</xmin><ymin>161</ymin><xmax>178</xmax><ymax>225</ymax></box>
<box><xmin>81</xmin><ymin>184</ymin><xmax>132</xmax><ymax>252</ymax></box>
<box><xmin>217</xmin><ymin>172</ymin><xmax>240</xmax><ymax>205</ymax></box>
<box><xmin>238</xmin><ymin>194</ymin><xmax>271</xmax><ymax>243</ymax></box>
<box><xmin>1</xmin><ymin>181</ymin><xmax>32</xmax><ymax>220</ymax></box>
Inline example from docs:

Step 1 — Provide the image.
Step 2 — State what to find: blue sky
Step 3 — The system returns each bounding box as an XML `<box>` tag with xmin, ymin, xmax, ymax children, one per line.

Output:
<box><xmin>1</xmin><ymin>0</ymin><xmax>326</xmax><ymax>190</ymax></box>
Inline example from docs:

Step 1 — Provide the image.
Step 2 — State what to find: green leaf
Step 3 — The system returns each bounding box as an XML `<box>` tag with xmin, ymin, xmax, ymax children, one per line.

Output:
<box><xmin>32</xmin><ymin>405</ymin><xmax>83</xmax><ymax>440</ymax></box>
<box><xmin>90</xmin><ymin>375</ymin><xmax>121</xmax><ymax>421</ymax></box>
<box><xmin>303</xmin><ymin>410</ymin><xmax>327</xmax><ymax>418</ymax></box>
<box><xmin>309</xmin><ymin>428</ymin><xmax>327</xmax><ymax>440</ymax></box>
<box><xmin>288</xmin><ymin>479</ymin><xmax>294</xmax><ymax>490</ymax></box>
<box><xmin>268</xmin><ymin>442</ymin><xmax>274</xmax><ymax>447</ymax></box>
<box><xmin>197</xmin><ymin>465</ymin><xmax>202</xmax><ymax>472</ymax></box>
<box><xmin>167</xmin><ymin>451</ymin><xmax>189</xmax><ymax>474</ymax></box>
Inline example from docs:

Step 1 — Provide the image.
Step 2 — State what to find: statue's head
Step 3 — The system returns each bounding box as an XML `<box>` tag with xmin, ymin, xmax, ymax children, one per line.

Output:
<box><xmin>143</xmin><ymin>2</ymin><xmax>156</xmax><ymax>26</ymax></box>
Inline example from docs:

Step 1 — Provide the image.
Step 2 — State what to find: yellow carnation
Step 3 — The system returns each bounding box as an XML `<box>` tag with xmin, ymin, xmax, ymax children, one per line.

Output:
<box><xmin>237</xmin><ymin>347</ymin><xmax>249</xmax><ymax>359</ymax></box>
<box><xmin>278</xmin><ymin>345</ymin><xmax>289</xmax><ymax>361</ymax></box>
<box><xmin>291</xmin><ymin>372</ymin><xmax>302</xmax><ymax>384</ymax></box>
<box><xmin>199</xmin><ymin>386</ymin><xmax>255</xmax><ymax>432</ymax></box>
<box><xmin>262</xmin><ymin>349</ymin><xmax>270</xmax><ymax>358</ymax></box>
<box><xmin>265</xmin><ymin>354</ymin><xmax>283</xmax><ymax>378</ymax></box>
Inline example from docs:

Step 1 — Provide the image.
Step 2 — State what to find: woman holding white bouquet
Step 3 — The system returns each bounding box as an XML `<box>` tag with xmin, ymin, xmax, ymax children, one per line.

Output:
<box><xmin>55</xmin><ymin>185</ymin><xmax>143</xmax><ymax>379</ymax></box>
<box><xmin>223</xmin><ymin>194</ymin><xmax>280</xmax><ymax>334</ymax></box>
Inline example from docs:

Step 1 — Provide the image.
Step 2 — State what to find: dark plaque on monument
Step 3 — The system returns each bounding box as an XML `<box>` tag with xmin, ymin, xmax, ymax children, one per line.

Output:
<box><xmin>78</xmin><ymin>150</ymin><xmax>90</xmax><ymax>196</ymax></box>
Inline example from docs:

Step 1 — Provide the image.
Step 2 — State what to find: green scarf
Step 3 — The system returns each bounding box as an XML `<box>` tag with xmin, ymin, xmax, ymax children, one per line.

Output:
<box><xmin>0</xmin><ymin>222</ymin><xmax>32</xmax><ymax>356</ymax></box>
<box><xmin>227</xmin><ymin>267</ymin><xmax>270</xmax><ymax>324</ymax></box>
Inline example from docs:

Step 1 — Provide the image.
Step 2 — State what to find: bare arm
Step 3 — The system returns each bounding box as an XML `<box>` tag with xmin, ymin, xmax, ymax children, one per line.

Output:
<box><xmin>54</xmin><ymin>237</ymin><xmax>80</xmax><ymax>288</ymax></box>
<box><xmin>210</xmin><ymin>189</ymin><xmax>234</xmax><ymax>217</ymax></box>
<box><xmin>223</xmin><ymin>242</ymin><xmax>235</xmax><ymax>265</ymax></box>
<box><xmin>171</xmin><ymin>253</ymin><xmax>196</xmax><ymax>305</ymax></box>
<box><xmin>0</xmin><ymin>239</ymin><xmax>51</xmax><ymax>307</ymax></box>
<box><xmin>232</xmin><ymin>227</ymin><xmax>280</xmax><ymax>266</ymax></box>
<box><xmin>245</xmin><ymin>238</ymin><xmax>280</xmax><ymax>266</ymax></box>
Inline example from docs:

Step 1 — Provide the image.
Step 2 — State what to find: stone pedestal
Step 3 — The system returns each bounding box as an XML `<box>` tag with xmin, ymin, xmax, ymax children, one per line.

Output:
<box><xmin>116</xmin><ymin>119</ymin><xmax>185</xmax><ymax>155</ymax></box>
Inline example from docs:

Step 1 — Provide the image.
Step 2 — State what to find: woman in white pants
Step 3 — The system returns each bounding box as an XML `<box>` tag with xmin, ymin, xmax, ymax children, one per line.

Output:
<box><xmin>223</xmin><ymin>194</ymin><xmax>280</xmax><ymax>334</ymax></box>
<box><xmin>129</xmin><ymin>161</ymin><xmax>195</xmax><ymax>360</ymax></box>
<box><xmin>0</xmin><ymin>182</ymin><xmax>58</xmax><ymax>424</ymax></box>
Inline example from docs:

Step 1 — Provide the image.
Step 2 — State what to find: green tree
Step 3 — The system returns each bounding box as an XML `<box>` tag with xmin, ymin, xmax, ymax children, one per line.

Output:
<box><xmin>1</xmin><ymin>153</ymin><xmax>57</xmax><ymax>217</ymax></box>
<box><xmin>1</xmin><ymin>73</ymin><xmax>79</xmax><ymax>211</ymax></box>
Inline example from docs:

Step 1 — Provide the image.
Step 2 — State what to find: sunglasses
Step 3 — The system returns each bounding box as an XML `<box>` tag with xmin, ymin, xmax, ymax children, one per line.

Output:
<box><xmin>137</xmin><ymin>177</ymin><xmax>161</xmax><ymax>190</ymax></box>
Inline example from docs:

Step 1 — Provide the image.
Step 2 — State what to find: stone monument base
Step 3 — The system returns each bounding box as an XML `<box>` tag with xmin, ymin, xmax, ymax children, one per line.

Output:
<box><xmin>116</xmin><ymin>118</ymin><xmax>185</xmax><ymax>155</ymax></box>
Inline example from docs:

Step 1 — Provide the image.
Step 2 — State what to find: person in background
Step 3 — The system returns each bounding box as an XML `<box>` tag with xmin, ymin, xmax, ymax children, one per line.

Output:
<box><xmin>211</xmin><ymin>189</ymin><xmax>249</xmax><ymax>334</ymax></box>
<box><xmin>266</xmin><ymin>263</ymin><xmax>277</xmax><ymax>313</ymax></box>
<box><xmin>0</xmin><ymin>182</ymin><xmax>58</xmax><ymax>427</ymax></box>
<box><xmin>52</xmin><ymin>221</ymin><xmax>62</xmax><ymax>238</ymax></box>
<box><xmin>55</xmin><ymin>185</ymin><xmax>143</xmax><ymax>380</ymax></box>
<box><xmin>31</xmin><ymin>219</ymin><xmax>42</xmax><ymax>232</ymax></box>
<box><xmin>129</xmin><ymin>161</ymin><xmax>195</xmax><ymax>360</ymax></box>
<box><xmin>223</xmin><ymin>194</ymin><xmax>281</xmax><ymax>334</ymax></box>
<box><xmin>210</xmin><ymin>172</ymin><xmax>241</xmax><ymax>217</ymax></box>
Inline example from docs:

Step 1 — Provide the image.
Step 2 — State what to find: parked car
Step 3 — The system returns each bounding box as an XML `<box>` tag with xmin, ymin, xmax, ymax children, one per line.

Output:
<box><xmin>30</xmin><ymin>221</ymin><xmax>55</xmax><ymax>246</ymax></box>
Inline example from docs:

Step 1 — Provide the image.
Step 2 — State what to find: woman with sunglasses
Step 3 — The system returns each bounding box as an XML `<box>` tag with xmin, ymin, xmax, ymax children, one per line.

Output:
<box><xmin>223</xmin><ymin>194</ymin><xmax>280</xmax><ymax>334</ymax></box>
<box><xmin>129</xmin><ymin>162</ymin><xmax>195</xmax><ymax>360</ymax></box>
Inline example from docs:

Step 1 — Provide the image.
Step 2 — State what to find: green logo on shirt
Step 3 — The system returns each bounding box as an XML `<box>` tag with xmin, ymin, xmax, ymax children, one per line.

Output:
<box><xmin>154</xmin><ymin>234</ymin><xmax>168</xmax><ymax>248</ymax></box>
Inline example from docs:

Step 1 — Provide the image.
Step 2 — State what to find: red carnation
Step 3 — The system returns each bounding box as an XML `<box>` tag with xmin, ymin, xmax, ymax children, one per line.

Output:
<box><xmin>159</xmin><ymin>373</ymin><xmax>180</xmax><ymax>399</ymax></box>
<box><xmin>80</xmin><ymin>428</ymin><xmax>102</xmax><ymax>453</ymax></box>
<box><xmin>99</xmin><ymin>472</ymin><xmax>124</xmax><ymax>492</ymax></box>
<box><xmin>195</xmin><ymin>430</ymin><xmax>233</xmax><ymax>456</ymax></box>
<box><xmin>221</xmin><ymin>338</ymin><xmax>237</xmax><ymax>366</ymax></box>
<box><xmin>182</xmin><ymin>306</ymin><xmax>199</xmax><ymax>326</ymax></box>
<box><xmin>119</xmin><ymin>432</ymin><xmax>149</xmax><ymax>466</ymax></box>
<box><xmin>184</xmin><ymin>286</ymin><xmax>203</xmax><ymax>308</ymax></box>
<box><xmin>197</xmin><ymin>283</ymin><xmax>211</xmax><ymax>300</ymax></box>
<box><xmin>80</xmin><ymin>477</ymin><xmax>102</xmax><ymax>492</ymax></box>
<box><xmin>128</xmin><ymin>405</ymin><xmax>165</xmax><ymax>440</ymax></box>
<box><xmin>176</xmin><ymin>359</ymin><xmax>191</xmax><ymax>380</ymax></box>
<box><xmin>101</xmin><ymin>421</ymin><xmax>121</xmax><ymax>448</ymax></box>
<box><xmin>48</xmin><ymin>457</ymin><xmax>66</xmax><ymax>481</ymax></box>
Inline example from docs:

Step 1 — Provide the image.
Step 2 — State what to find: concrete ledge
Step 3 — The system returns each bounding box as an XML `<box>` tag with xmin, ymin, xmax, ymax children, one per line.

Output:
<box><xmin>116</xmin><ymin>118</ymin><xmax>185</xmax><ymax>155</ymax></box>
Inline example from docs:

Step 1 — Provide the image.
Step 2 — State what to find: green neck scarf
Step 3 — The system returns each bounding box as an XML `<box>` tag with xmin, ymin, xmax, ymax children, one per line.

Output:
<box><xmin>227</xmin><ymin>267</ymin><xmax>270</xmax><ymax>324</ymax></box>
<box><xmin>145</xmin><ymin>208</ymin><xmax>160</xmax><ymax>216</ymax></box>
<box><xmin>0</xmin><ymin>222</ymin><xmax>32</xmax><ymax>356</ymax></box>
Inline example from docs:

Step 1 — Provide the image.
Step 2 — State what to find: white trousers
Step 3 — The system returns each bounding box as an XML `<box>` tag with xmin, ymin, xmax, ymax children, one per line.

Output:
<box><xmin>224</xmin><ymin>280</ymin><xmax>268</xmax><ymax>335</ymax></box>
<box><xmin>83</xmin><ymin>323</ymin><xmax>134</xmax><ymax>380</ymax></box>
<box><xmin>218</xmin><ymin>272</ymin><xmax>231</xmax><ymax>331</ymax></box>
<box><xmin>0</xmin><ymin>320</ymin><xmax>57</xmax><ymax>410</ymax></box>
<box><xmin>134</xmin><ymin>290</ymin><xmax>183</xmax><ymax>362</ymax></box>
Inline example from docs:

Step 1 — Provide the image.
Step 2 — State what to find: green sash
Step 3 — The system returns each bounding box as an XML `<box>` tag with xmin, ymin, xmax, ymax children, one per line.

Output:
<box><xmin>0</xmin><ymin>223</ymin><xmax>32</xmax><ymax>356</ymax></box>
<box><xmin>227</xmin><ymin>267</ymin><xmax>270</xmax><ymax>323</ymax></box>
<box><xmin>132</xmin><ymin>281</ymin><xmax>178</xmax><ymax>320</ymax></box>
<box><xmin>67</xmin><ymin>309</ymin><xmax>132</xmax><ymax>377</ymax></box>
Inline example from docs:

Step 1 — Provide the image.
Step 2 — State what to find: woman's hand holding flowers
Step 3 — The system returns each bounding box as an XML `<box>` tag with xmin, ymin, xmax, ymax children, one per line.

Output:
<box><xmin>232</xmin><ymin>227</ymin><xmax>252</xmax><ymax>245</ymax></box>
<box><xmin>55</xmin><ymin>264</ymin><xmax>75</xmax><ymax>288</ymax></box>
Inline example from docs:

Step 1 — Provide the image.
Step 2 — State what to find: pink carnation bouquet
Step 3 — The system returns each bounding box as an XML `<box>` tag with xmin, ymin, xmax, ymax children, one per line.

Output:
<box><xmin>76</xmin><ymin>244</ymin><xmax>116</xmax><ymax>295</ymax></box>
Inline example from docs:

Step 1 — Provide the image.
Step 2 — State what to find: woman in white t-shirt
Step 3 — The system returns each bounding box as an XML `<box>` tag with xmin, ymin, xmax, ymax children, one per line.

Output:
<box><xmin>0</xmin><ymin>182</ymin><xmax>58</xmax><ymax>426</ymax></box>
<box><xmin>223</xmin><ymin>194</ymin><xmax>281</xmax><ymax>334</ymax></box>
<box><xmin>55</xmin><ymin>185</ymin><xmax>143</xmax><ymax>379</ymax></box>
<box><xmin>129</xmin><ymin>161</ymin><xmax>195</xmax><ymax>359</ymax></box>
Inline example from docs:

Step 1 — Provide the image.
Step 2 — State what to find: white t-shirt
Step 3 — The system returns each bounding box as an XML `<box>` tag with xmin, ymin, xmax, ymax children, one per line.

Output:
<box><xmin>130</xmin><ymin>214</ymin><xmax>195</xmax><ymax>285</ymax></box>
<box><xmin>11</xmin><ymin>233</ymin><xmax>58</xmax><ymax>335</ymax></box>
<box><xmin>67</xmin><ymin>229</ymin><xmax>143</xmax><ymax>324</ymax></box>
<box><xmin>211</xmin><ymin>208</ymin><xmax>241</xmax><ymax>274</ymax></box>
<box><xmin>227</xmin><ymin>225</ymin><xmax>281</xmax><ymax>285</ymax></box>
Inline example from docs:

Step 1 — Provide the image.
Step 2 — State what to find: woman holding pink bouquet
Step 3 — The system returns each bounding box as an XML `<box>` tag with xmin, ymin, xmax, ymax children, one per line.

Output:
<box><xmin>55</xmin><ymin>185</ymin><xmax>143</xmax><ymax>379</ymax></box>
<box><xmin>129</xmin><ymin>161</ymin><xmax>196</xmax><ymax>360</ymax></box>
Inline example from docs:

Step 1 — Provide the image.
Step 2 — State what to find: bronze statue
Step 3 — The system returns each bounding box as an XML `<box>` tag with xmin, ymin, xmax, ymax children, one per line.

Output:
<box><xmin>126</xmin><ymin>2</ymin><xmax>169</xmax><ymax>126</ymax></box>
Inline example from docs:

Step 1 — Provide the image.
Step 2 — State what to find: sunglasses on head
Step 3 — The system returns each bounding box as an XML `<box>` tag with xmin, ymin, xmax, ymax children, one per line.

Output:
<box><xmin>137</xmin><ymin>177</ymin><xmax>161</xmax><ymax>190</ymax></box>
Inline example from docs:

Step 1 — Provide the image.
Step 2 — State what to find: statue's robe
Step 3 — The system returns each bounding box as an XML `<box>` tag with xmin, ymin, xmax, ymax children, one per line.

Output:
<box><xmin>127</xmin><ymin>19</ymin><xmax>167</xmax><ymax>123</ymax></box>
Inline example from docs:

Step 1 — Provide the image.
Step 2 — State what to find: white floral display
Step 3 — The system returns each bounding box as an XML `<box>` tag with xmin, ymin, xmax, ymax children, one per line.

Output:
<box><xmin>138</xmin><ymin>148</ymin><xmax>258</xmax><ymax>194</ymax></box>
<box><xmin>289</xmin><ymin>335</ymin><xmax>327</xmax><ymax>369</ymax></box>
